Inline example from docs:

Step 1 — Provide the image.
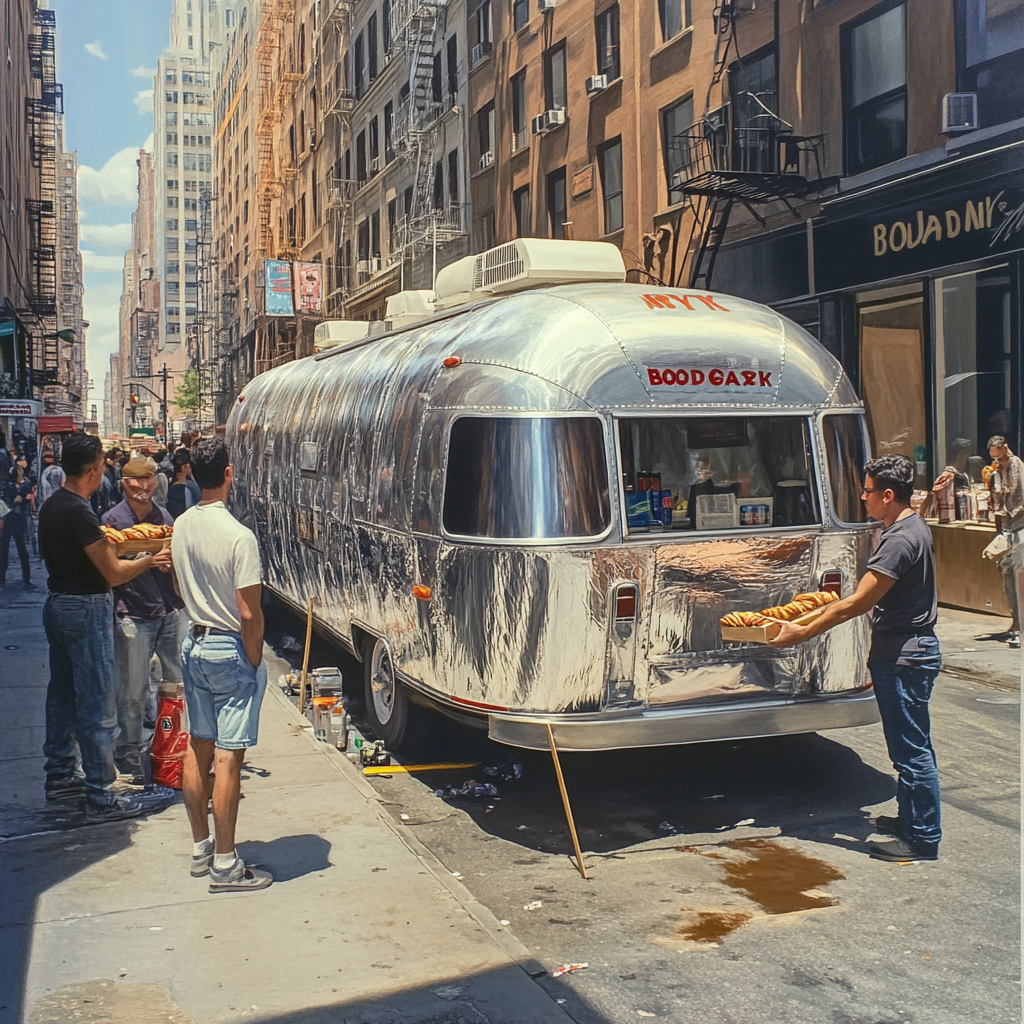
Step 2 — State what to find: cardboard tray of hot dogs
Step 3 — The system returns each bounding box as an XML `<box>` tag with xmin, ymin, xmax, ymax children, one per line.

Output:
<box><xmin>719</xmin><ymin>591</ymin><xmax>839</xmax><ymax>644</ymax></box>
<box><xmin>114</xmin><ymin>538</ymin><xmax>171</xmax><ymax>555</ymax></box>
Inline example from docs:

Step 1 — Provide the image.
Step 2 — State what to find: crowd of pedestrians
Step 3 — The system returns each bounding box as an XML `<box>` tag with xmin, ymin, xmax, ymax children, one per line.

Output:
<box><xmin>27</xmin><ymin>429</ymin><xmax>272</xmax><ymax>891</ymax></box>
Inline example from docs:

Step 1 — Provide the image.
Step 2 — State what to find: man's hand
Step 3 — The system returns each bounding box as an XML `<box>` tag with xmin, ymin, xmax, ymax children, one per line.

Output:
<box><xmin>84</xmin><ymin>537</ymin><xmax>160</xmax><ymax>587</ymax></box>
<box><xmin>152</xmin><ymin>542</ymin><xmax>173</xmax><ymax>572</ymax></box>
<box><xmin>770</xmin><ymin>620</ymin><xmax>814</xmax><ymax>647</ymax></box>
<box><xmin>236</xmin><ymin>583</ymin><xmax>264</xmax><ymax>669</ymax></box>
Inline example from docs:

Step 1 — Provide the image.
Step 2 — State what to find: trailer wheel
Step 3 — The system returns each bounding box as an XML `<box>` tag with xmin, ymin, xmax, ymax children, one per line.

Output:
<box><xmin>363</xmin><ymin>636</ymin><xmax>430</xmax><ymax>753</ymax></box>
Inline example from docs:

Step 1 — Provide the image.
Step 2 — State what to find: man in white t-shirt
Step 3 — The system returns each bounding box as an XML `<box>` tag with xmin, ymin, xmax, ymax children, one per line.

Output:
<box><xmin>172</xmin><ymin>437</ymin><xmax>273</xmax><ymax>893</ymax></box>
<box><xmin>38</xmin><ymin>451</ymin><xmax>66</xmax><ymax>505</ymax></box>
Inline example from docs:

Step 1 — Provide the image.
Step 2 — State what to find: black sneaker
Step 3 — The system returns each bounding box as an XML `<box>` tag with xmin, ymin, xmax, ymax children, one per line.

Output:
<box><xmin>84</xmin><ymin>794</ymin><xmax>146</xmax><ymax>824</ymax></box>
<box><xmin>867</xmin><ymin>837</ymin><xmax>938</xmax><ymax>862</ymax></box>
<box><xmin>872</xmin><ymin>815</ymin><xmax>906</xmax><ymax>838</ymax></box>
<box><xmin>45</xmin><ymin>774</ymin><xmax>86</xmax><ymax>801</ymax></box>
<box><xmin>133</xmin><ymin>784</ymin><xmax>176</xmax><ymax>813</ymax></box>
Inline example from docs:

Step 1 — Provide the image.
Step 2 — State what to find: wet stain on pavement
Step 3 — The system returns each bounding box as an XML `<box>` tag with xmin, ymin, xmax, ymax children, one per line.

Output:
<box><xmin>30</xmin><ymin>979</ymin><xmax>194</xmax><ymax>1023</ymax></box>
<box><xmin>675</xmin><ymin>839</ymin><xmax>844</xmax><ymax>943</ymax></box>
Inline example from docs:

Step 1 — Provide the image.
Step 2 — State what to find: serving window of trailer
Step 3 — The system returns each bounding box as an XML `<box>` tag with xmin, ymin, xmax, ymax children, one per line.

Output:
<box><xmin>442</xmin><ymin>416</ymin><xmax>611</xmax><ymax>540</ymax></box>
<box><xmin>616</xmin><ymin>416</ymin><xmax>820</xmax><ymax>534</ymax></box>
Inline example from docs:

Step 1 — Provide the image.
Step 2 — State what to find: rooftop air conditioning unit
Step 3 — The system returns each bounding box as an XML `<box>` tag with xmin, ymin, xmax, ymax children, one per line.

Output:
<box><xmin>942</xmin><ymin>93</ymin><xmax>979</xmax><ymax>133</ymax></box>
<box><xmin>370</xmin><ymin>156</ymin><xmax>380</xmax><ymax>173</ymax></box>
<box><xmin>586</xmin><ymin>74</ymin><xmax>608</xmax><ymax>94</ymax></box>
<box><xmin>313</xmin><ymin>319</ymin><xmax>372</xmax><ymax>353</ymax></box>
<box><xmin>471</xmin><ymin>41</ymin><xmax>493</xmax><ymax>66</ymax></box>
<box><xmin>479</xmin><ymin>150</ymin><xmax>494</xmax><ymax>169</ymax></box>
<box><xmin>539</xmin><ymin>0</ymin><xmax>557</xmax><ymax>9</ymax></box>
<box><xmin>432</xmin><ymin>237</ymin><xmax>626</xmax><ymax>311</ymax></box>
<box><xmin>531</xmin><ymin>108</ymin><xmax>566</xmax><ymax>136</ymax></box>
<box><xmin>385</xmin><ymin>289</ymin><xmax>435</xmax><ymax>330</ymax></box>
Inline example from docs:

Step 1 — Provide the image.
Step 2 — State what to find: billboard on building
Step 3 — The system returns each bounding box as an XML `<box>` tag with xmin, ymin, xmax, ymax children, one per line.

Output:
<box><xmin>264</xmin><ymin>260</ymin><xmax>294</xmax><ymax>316</ymax></box>
<box><xmin>294</xmin><ymin>262</ymin><xmax>323</xmax><ymax>315</ymax></box>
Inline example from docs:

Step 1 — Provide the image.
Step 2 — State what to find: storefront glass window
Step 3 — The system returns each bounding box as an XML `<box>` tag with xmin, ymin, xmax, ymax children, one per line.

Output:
<box><xmin>935</xmin><ymin>266</ymin><xmax>1013</xmax><ymax>476</ymax></box>
<box><xmin>858</xmin><ymin>296</ymin><xmax>928</xmax><ymax>485</ymax></box>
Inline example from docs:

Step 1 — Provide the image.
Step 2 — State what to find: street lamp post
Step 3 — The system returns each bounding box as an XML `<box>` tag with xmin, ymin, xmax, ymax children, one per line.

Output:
<box><xmin>125</xmin><ymin>363</ymin><xmax>170</xmax><ymax>443</ymax></box>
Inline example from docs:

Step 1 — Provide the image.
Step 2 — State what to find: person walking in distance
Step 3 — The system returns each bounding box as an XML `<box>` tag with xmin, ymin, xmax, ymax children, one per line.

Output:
<box><xmin>987</xmin><ymin>436</ymin><xmax>1024</xmax><ymax>648</ymax></box>
<box><xmin>771</xmin><ymin>454</ymin><xmax>942</xmax><ymax>862</ymax></box>
<box><xmin>1</xmin><ymin>458</ymin><xmax>34</xmax><ymax>588</ymax></box>
<box><xmin>37</xmin><ymin>449</ymin><xmax>66</xmax><ymax>506</ymax></box>
<box><xmin>39</xmin><ymin>434</ymin><xmax>175</xmax><ymax>820</ymax></box>
<box><xmin>166</xmin><ymin>447</ymin><xmax>201</xmax><ymax>520</ymax></box>
<box><xmin>172</xmin><ymin>438</ymin><xmax>272</xmax><ymax>892</ymax></box>
<box><xmin>101</xmin><ymin>453</ymin><xmax>185</xmax><ymax>782</ymax></box>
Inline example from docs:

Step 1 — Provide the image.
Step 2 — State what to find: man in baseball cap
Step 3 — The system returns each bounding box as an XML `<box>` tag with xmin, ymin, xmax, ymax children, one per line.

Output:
<box><xmin>101</xmin><ymin>453</ymin><xmax>185</xmax><ymax>785</ymax></box>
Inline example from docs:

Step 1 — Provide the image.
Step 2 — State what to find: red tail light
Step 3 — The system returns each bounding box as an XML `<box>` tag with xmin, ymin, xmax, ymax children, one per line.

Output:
<box><xmin>819</xmin><ymin>570</ymin><xmax>843</xmax><ymax>596</ymax></box>
<box><xmin>614</xmin><ymin>584</ymin><xmax>638</xmax><ymax>621</ymax></box>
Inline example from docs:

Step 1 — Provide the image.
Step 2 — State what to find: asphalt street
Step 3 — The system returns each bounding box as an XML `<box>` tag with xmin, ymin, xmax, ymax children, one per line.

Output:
<box><xmin>267</xmin><ymin>603</ymin><xmax>1021</xmax><ymax>1024</ymax></box>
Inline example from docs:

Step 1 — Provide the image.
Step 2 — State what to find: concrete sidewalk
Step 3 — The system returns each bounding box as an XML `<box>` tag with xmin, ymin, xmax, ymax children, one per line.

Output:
<box><xmin>0</xmin><ymin>574</ymin><xmax>573</xmax><ymax>1024</ymax></box>
<box><xmin>935</xmin><ymin>606</ymin><xmax>1021</xmax><ymax>691</ymax></box>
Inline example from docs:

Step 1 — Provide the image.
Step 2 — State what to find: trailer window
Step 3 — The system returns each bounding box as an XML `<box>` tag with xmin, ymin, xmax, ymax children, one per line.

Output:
<box><xmin>822</xmin><ymin>414</ymin><xmax>869</xmax><ymax>524</ymax></box>
<box><xmin>443</xmin><ymin>417</ymin><xmax>610</xmax><ymax>539</ymax></box>
<box><xmin>617</xmin><ymin>416</ymin><xmax>819</xmax><ymax>532</ymax></box>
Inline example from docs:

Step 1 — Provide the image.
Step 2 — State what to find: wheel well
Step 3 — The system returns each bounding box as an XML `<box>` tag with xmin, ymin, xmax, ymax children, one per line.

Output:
<box><xmin>350</xmin><ymin>624</ymin><xmax>373</xmax><ymax>663</ymax></box>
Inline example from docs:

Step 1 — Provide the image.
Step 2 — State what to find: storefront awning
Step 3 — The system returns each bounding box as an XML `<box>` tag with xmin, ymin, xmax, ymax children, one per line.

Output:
<box><xmin>37</xmin><ymin>415</ymin><xmax>76</xmax><ymax>433</ymax></box>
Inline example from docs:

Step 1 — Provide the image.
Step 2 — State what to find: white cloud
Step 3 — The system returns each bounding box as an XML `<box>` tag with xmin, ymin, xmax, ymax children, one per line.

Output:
<box><xmin>77</xmin><ymin>147</ymin><xmax>141</xmax><ymax>208</ymax></box>
<box><xmin>84</xmin><ymin>40</ymin><xmax>109</xmax><ymax>61</ymax></box>
<box><xmin>80</xmin><ymin>249</ymin><xmax>127</xmax><ymax>271</ymax></box>
<box><xmin>132</xmin><ymin>65</ymin><xmax>156</xmax><ymax>79</ymax></box>
<box><xmin>133</xmin><ymin>89</ymin><xmax>154</xmax><ymax>115</ymax></box>
<box><xmin>83</xmin><ymin>273</ymin><xmax>126</xmax><ymax>407</ymax></box>
<box><xmin>78</xmin><ymin>223</ymin><xmax>132</xmax><ymax>250</ymax></box>
<box><xmin>143</xmin><ymin>133</ymin><xmax>154</xmax><ymax>153</ymax></box>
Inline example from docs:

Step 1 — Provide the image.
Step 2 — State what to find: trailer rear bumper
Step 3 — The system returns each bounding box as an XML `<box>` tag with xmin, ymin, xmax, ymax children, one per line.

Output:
<box><xmin>487</xmin><ymin>688</ymin><xmax>880</xmax><ymax>751</ymax></box>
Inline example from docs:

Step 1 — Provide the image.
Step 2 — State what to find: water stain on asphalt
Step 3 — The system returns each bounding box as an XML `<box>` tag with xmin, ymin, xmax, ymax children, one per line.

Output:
<box><xmin>675</xmin><ymin>839</ymin><xmax>844</xmax><ymax>943</ymax></box>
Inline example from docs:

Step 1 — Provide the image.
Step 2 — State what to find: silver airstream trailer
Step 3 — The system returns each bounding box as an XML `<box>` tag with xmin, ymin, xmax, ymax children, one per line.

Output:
<box><xmin>228</xmin><ymin>239</ymin><xmax>879</xmax><ymax>753</ymax></box>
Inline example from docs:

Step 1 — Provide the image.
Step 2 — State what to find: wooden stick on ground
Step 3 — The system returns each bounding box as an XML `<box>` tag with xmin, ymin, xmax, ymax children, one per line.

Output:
<box><xmin>546</xmin><ymin>723</ymin><xmax>588</xmax><ymax>880</ymax></box>
<box><xmin>296</xmin><ymin>596</ymin><xmax>314</xmax><ymax>718</ymax></box>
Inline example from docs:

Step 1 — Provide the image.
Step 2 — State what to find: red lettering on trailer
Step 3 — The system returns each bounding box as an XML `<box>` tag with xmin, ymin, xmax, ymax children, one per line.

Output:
<box><xmin>724</xmin><ymin>370</ymin><xmax>741</xmax><ymax>386</ymax></box>
<box><xmin>663</xmin><ymin>369</ymin><xmax>677</xmax><ymax>384</ymax></box>
<box><xmin>640</xmin><ymin>294</ymin><xmax>729</xmax><ymax>311</ymax></box>
<box><xmin>671</xmin><ymin>294</ymin><xmax>694</xmax><ymax>310</ymax></box>
<box><xmin>643</xmin><ymin>366</ymin><xmax>774</xmax><ymax>388</ymax></box>
<box><xmin>691</xmin><ymin>369</ymin><xmax>705</xmax><ymax>384</ymax></box>
<box><xmin>647</xmin><ymin>368</ymin><xmax>663</xmax><ymax>384</ymax></box>
<box><xmin>708</xmin><ymin>369</ymin><xmax>724</xmax><ymax>385</ymax></box>
<box><xmin>742</xmin><ymin>370</ymin><xmax>757</xmax><ymax>386</ymax></box>
<box><xmin>677</xmin><ymin>368</ymin><xmax>689</xmax><ymax>384</ymax></box>
<box><xmin>759</xmin><ymin>371</ymin><xmax>772</xmax><ymax>386</ymax></box>
<box><xmin>696</xmin><ymin>295</ymin><xmax>730</xmax><ymax>311</ymax></box>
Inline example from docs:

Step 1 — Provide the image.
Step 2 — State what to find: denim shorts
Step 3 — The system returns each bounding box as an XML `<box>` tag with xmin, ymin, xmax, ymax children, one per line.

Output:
<box><xmin>181</xmin><ymin>631</ymin><xmax>267</xmax><ymax>750</ymax></box>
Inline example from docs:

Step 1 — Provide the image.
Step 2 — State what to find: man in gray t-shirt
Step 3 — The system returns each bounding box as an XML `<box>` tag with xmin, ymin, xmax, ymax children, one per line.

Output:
<box><xmin>772</xmin><ymin>454</ymin><xmax>941</xmax><ymax>863</ymax></box>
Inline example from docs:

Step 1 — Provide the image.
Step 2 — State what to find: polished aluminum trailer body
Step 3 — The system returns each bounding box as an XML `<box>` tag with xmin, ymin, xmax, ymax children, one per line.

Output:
<box><xmin>228</xmin><ymin>283</ymin><xmax>879</xmax><ymax>750</ymax></box>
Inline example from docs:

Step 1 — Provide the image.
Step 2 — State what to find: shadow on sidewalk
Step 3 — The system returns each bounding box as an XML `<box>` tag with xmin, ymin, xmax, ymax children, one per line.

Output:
<box><xmin>236</xmin><ymin>833</ymin><xmax>332</xmax><ymax>882</ymax></box>
<box><xmin>0</xmin><ymin>823</ymin><xmax>136</xmax><ymax>1024</ymax></box>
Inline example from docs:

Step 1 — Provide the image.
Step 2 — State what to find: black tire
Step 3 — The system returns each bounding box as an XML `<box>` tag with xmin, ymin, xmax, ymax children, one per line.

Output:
<box><xmin>362</xmin><ymin>636</ymin><xmax>433</xmax><ymax>755</ymax></box>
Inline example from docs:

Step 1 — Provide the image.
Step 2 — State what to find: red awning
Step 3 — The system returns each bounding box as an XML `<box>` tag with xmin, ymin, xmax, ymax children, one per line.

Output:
<box><xmin>37</xmin><ymin>416</ymin><xmax>76</xmax><ymax>433</ymax></box>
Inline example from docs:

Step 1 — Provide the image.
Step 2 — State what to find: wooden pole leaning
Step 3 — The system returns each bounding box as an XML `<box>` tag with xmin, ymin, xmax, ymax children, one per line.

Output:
<box><xmin>546</xmin><ymin>723</ymin><xmax>588</xmax><ymax>880</ymax></box>
<box><xmin>296</xmin><ymin>596</ymin><xmax>314</xmax><ymax>718</ymax></box>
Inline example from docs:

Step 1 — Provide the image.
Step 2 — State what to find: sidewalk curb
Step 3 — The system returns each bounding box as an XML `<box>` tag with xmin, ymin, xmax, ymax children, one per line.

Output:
<box><xmin>262</xmin><ymin>665</ymin><xmax>573</xmax><ymax>1015</ymax></box>
<box><xmin>940</xmin><ymin>658</ymin><xmax>1020</xmax><ymax>693</ymax></box>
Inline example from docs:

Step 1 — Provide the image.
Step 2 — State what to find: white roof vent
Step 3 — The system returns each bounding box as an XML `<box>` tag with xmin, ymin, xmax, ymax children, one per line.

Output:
<box><xmin>313</xmin><ymin>319</ymin><xmax>372</xmax><ymax>352</ymax></box>
<box><xmin>433</xmin><ymin>238</ymin><xmax>626</xmax><ymax>310</ymax></box>
<box><xmin>385</xmin><ymin>289</ymin><xmax>435</xmax><ymax>330</ymax></box>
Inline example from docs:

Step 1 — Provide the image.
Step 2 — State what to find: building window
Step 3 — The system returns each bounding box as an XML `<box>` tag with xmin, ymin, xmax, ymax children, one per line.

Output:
<box><xmin>388</xmin><ymin>196</ymin><xmax>398</xmax><ymax>250</ymax></box>
<box><xmin>478</xmin><ymin>101</ymin><xmax>495</xmax><ymax>163</ymax></box>
<box><xmin>384</xmin><ymin>101</ymin><xmax>395</xmax><ymax>162</ymax></box>
<box><xmin>547</xmin><ymin>167</ymin><xmax>567</xmax><ymax>238</ymax></box>
<box><xmin>368</xmin><ymin>14</ymin><xmax>378</xmax><ymax>81</ymax></box>
<box><xmin>447</xmin><ymin>34</ymin><xmax>458</xmax><ymax>103</ymax></box>
<box><xmin>166</xmin><ymin>261</ymin><xmax>180</xmax><ymax>275</ymax></box>
<box><xmin>730</xmin><ymin>46</ymin><xmax>777</xmax><ymax>173</ymax></box>
<box><xmin>842</xmin><ymin>2</ymin><xmax>907</xmax><ymax>176</ymax></box>
<box><xmin>369</xmin><ymin>116</ymin><xmax>380</xmax><ymax>164</ymax></box>
<box><xmin>166</xmin><ymin>237</ymin><xmax>179</xmax><ymax>252</ymax></box>
<box><xmin>598</xmin><ymin>138</ymin><xmax>623</xmax><ymax>233</ymax></box>
<box><xmin>354</xmin><ymin>33</ymin><xmax>365</xmax><ymax>100</ymax></box>
<box><xmin>448</xmin><ymin>148</ymin><xmax>459</xmax><ymax>204</ymax></box>
<box><xmin>383</xmin><ymin>0</ymin><xmax>392</xmax><ymax>54</ymax></box>
<box><xmin>661</xmin><ymin>94</ymin><xmax>694</xmax><ymax>206</ymax></box>
<box><xmin>166</xmin><ymin>70</ymin><xmax>177</xmax><ymax>84</ymax></box>
<box><xmin>432</xmin><ymin>51</ymin><xmax>443</xmax><ymax>103</ymax></box>
<box><xmin>477</xmin><ymin>209</ymin><xmax>496</xmax><ymax>250</ymax></box>
<box><xmin>513</xmin><ymin>0</ymin><xmax>528</xmax><ymax>32</ymax></box>
<box><xmin>476</xmin><ymin>1</ymin><xmax>492</xmax><ymax>46</ymax></box>
<box><xmin>356</xmin><ymin>130</ymin><xmax>367</xmax><ymax>182</ymax></box>
<box><xmin>166</xmin><ymin>112</ymin><xmax>178</xmax><ymax>125</ymax></box>
<box><xmin>167</xmin><ymin>91</ymin><xmax>178</xmax><ymax>103</ymax></box>
<box><xmin>511</xmin><ymin>68</ymin><xmax>528</xmax><ymax>152</ymax></box>
<box><xmin>433</xmin><ymin>159</ymin><xmax>444</xmax><ymax>210</ymax></box>
<box><xmin>596</xmin><ymin>6</ymin><xmax>620</xmax><ymax>81</ymax></box>
<box><xmin>658</xmin><ymin>0</ymin><xmax>690</xmax><ymax>42</ymax></box>
<box><xmin>959</xmin><ymin>0</ymin><xmax>1024</xmax><ymax>127</ymax></box>
<box><xmin>370</xmin><ymin>209</ymin><xmax>380</xmax><ymax>257</ymax></box>
<box><xmin>513</xmin><ymin>184</ymin><xmax>530</xmax><ymax>237</ymax></box>
<box><xmin>544</xmin><ymin>43</ymin><xmax>567</xmax><ymax>111</ymax></box>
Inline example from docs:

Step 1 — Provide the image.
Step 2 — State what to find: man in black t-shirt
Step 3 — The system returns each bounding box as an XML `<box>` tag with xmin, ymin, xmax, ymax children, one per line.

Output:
<box><xmin>771</xmin><ymin>455</ymin><xmax>942</xmax><ymax>863</ymax></box>
<box><xmin>39</xmin><ymin>434</ymin><xmax>175</xmax><ymax>822</ymax></box>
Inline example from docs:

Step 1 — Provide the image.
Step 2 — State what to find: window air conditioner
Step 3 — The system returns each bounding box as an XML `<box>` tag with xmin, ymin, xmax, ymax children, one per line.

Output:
<box><xmin>370</xmin><ymin>156</ymin><xmax>380</xmax><ymax>173</ymax></box>
<box><xmin>586</xmin><ymin>74</ymin><xmax>608</xmax><ymax>94</ymax></box>
<box><xmin>479</xmin><ymin>150</ymin><xmax>494</xmax><ymax>169</ymax></box>
<box><xmin>471</xmin><ymin>41</ymin><xmax>493</xmax><ymax>66</ymax></box>
<box><xmin>383</xmin><ymin>50</ymin><xmax>392</xmax><ymax>66</ymax></box>
<box><xmin>308</xmin><ymin>127</ymin><xmax>317</xmax><ymax>149</ymax></box>
<box><xmin>357</xmin><ymin>258</ymin><xmax>382</xmax><ymax>275</ymax></box>
<box><xmin>538</xmin><ymin>0</ymin><xmax>557</xmax><ymax>9</ymax></box>
<box><xmin>531</xmin><ymin>108</ymin><xmax>566</xmax><ymax>135</ymax></box>
<box><xmin>942</xmin><ymin>93</ymin><xmax>979</xmax><ymax>133</ymax></box>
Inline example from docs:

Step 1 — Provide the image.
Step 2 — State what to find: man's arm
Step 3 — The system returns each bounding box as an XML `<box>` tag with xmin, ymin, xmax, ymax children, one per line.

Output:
<box><xmin>236</xmin><ymin>583</ymin><xmax>264</xmax><ymax>668</ymax></box>
<box><xmin>767</xmin><ymin>570</ymin><xmax>896</xmax><ymax>647</ymax></box>
<box><xmin>84</xmin><ymin>538</ymin><xmax>173</xmax><ymax>586</ymax></box>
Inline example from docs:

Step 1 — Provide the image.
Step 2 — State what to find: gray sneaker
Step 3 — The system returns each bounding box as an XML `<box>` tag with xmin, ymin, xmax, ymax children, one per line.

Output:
<box><xmin>1008</xmin><ymin>631</ymin><xmax>1021</xmax><ymax>649</ymax></box>
<box><xmin>191</xmin><ymin>847</ymin><xmax>215</xmax><ymax>877</ymax></box>
<box><xmin>84</xmin><ymin>794</ymin><xmax>146</xmax><ymax>824</ymax></box>
<box><xmin>208</xmin><ymin>856</ymin><xmax>274</xmax><ymax>893</ymax></box>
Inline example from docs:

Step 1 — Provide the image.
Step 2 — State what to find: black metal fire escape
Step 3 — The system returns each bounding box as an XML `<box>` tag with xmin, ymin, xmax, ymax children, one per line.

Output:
<box><xmin>25</xmin><ymin>8</ymin><xmax>63</xmax><ymax>385</ymax></box>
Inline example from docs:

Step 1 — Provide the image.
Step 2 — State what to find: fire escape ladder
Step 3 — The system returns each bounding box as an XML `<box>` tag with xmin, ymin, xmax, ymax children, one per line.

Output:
<box><xmin>688</xmin><ymin>197</ymin><xmax>734</xmax><ymax>290</ymax></box>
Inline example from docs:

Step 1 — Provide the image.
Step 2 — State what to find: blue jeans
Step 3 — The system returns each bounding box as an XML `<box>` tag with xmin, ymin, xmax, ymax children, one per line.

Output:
<box><xmin>42</xmin><ymin>592</ymin><xmax>119</xmax><ymax>807</ymax></box>
<box><xmin>0</xmin><ymin>519</ymin><xmax>30</xmax><ymax>582</ymax></box>
<box><xmin>181</xmin><ymin>631</ymin><xmax>267</xmax><ymax>750</ymax></box>
<box><xmin>868</xmin><ymin>633</ymin><xmax>942</xmax><ymax>852</ymax></box>
<box><xmin>114</xmin><ymin>611</ymin><xmax>184</xmax><ymax>763</ymax></box>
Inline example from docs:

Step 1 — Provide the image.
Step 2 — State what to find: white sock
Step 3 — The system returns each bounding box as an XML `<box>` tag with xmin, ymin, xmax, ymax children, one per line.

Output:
<box><xmin>193</xmin><ymin>838</ymin><xmax>213</xmax><ymax>857</ymax></box>
<box><xmin>213</xmin><ymin>851</ymin><xmax>237</xmax><ymax>870</ymax></box>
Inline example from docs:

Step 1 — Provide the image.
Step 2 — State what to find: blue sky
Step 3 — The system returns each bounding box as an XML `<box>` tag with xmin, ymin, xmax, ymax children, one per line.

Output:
<box><xmin>50</xmin><ymin>0</ymin><xmax>172</xmax><ymax>419</ymax></box>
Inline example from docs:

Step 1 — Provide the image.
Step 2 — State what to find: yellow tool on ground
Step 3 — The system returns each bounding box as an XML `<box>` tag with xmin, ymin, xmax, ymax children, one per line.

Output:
<box><xmin>361</xmin><ymin>762</ymin><xmax>480</xmax><ymax>776</ymax></box>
